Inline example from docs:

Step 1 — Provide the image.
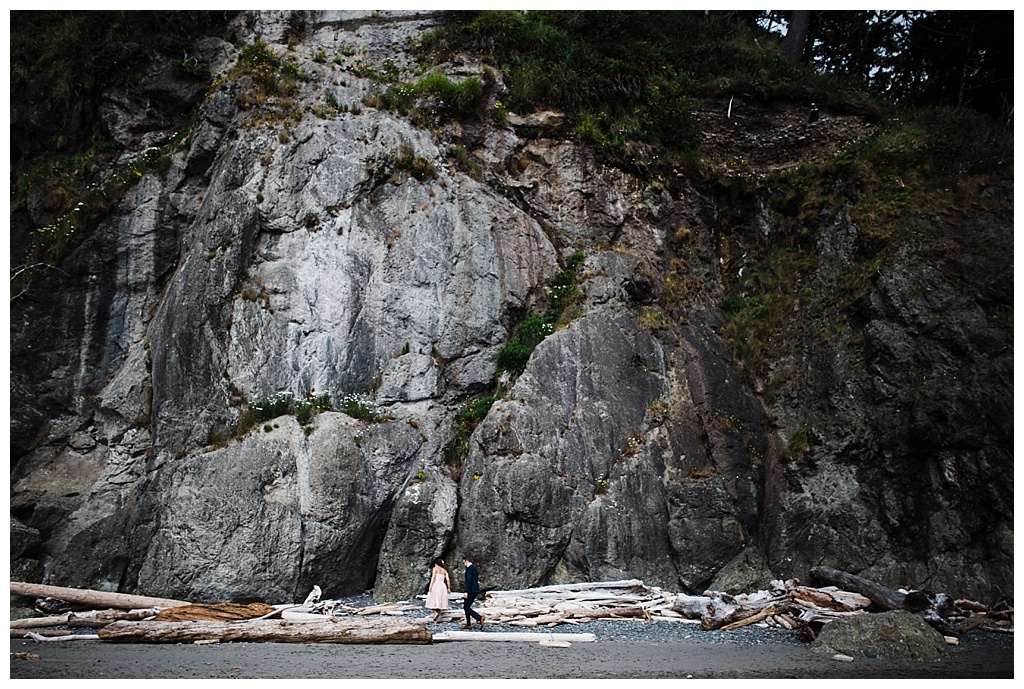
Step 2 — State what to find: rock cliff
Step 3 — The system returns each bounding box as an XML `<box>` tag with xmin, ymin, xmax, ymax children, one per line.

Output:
<box><xmin>10</xmin><ymin>10</ymin><xmax>1013</xmax><ymax>606</ymax></box>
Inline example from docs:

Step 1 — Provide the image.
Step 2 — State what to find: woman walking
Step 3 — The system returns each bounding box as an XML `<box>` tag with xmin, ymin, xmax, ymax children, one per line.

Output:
<box><xmin>425</xmin><ymin>559</ymin><xmax>451</xmax><ymax>622</ymax></box>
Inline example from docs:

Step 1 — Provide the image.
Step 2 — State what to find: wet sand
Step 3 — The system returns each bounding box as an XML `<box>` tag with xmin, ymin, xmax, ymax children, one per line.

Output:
<box><xmin>9</xmin><ymin>634</ymin><xmax>1013</xmax><ymax>679</ymax></box>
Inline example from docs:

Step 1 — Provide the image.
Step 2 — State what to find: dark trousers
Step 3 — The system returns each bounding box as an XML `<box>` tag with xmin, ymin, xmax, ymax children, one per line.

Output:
<box><xmin>464</xmin><ymin>592</ymin><xmax>482</xmax><ymax>624</ymax></box>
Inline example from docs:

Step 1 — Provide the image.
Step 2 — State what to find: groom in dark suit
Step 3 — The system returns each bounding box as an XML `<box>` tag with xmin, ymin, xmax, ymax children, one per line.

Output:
<box><xmin>461</xmin><ymin>556</ymin><xmax>485</xmax><ymax>629</ymax></box>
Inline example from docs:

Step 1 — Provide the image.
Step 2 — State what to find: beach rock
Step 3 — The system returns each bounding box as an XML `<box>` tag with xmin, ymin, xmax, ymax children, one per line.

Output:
<box><xmin>812</xmin><ymin>610</ymin><xmax>949</xmax><ymax>662</ymax></box>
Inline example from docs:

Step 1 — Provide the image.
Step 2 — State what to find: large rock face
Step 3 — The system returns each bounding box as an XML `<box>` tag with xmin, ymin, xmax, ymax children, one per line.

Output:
<box><xmin>9</xmin><ymin>10</ymin><xmax>1013</xmax><ymax>606</ymax></box>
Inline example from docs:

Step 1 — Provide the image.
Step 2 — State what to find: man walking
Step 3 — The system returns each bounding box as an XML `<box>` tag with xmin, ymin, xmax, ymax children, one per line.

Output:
<box><xmin>461</xmin><ymin>556</ymin><xmax>485</xmax><ymax>630</ymax></box>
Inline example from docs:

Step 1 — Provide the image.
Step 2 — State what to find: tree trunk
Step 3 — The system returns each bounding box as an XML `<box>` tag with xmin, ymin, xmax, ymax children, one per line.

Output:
<box><xmin>96</xmin><ymin>617</ymin><xmax>432</xmax><ymax>644</ymax></box>
<box><xmin>10</xmin><ymin>582</ymin><xmax>192</xmax><ymax>611</ymax></box>
<box><xmin>809</xmin><ymin>566</ymin><xmax>906</xmax><ymax>610</ymax></box>
<box><xmin>780</xmin><ymin>10</ymin><xmax>811</xmax><ymax>61</ymax></box>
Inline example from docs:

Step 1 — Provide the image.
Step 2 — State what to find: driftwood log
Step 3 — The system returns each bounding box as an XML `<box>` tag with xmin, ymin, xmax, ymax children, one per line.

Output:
<box><xmin>97</xmin><ymin>617</ymin><xmax>432</xmax><ymax>644</ymax></box>
<box><xmin>152</xmin><ymin>602</ymin><xmax>278</xmax><ymax>622</ymax></box>
<box><xmin>10</xmin><ymin>582</ymin><xmax>191</xmax><ymax>611</ymax></box>
<box><xmin>433</xmin><ymin>630</ymin><xmax>597</xmax><ymax>643</ymax></box>
<box><xmin>809</xmin><ymin>566</ymin><xmax>906</xmax><ymax>610</ymax></box>
<box><xmin>10</xmin><ymin>629</ymin><xmax>72</xmax><ymax>638</ymax></box>
<box><xmin>11</xmin><ymin>608</ymin><xmax>167</xmax><ymax>629</ymax></box>
<box><xmin>10</xmin><ymin>613</ymin><xmax>74</xmax><ymax>629</ymax></box>
<box><xmin>808</xmin><ymin>566</ymin><xmax>989</xmax><ymax>633</ymax></box>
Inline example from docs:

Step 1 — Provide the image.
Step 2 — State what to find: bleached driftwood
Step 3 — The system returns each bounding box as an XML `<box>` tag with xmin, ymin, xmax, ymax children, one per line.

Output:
<box><xmin>666</xmin><ymin>578</ymin><xmax>878</xmax><ymax>632</ymax></box>
<box><xmin>11</xmin><ymin>582</ymin><xmax>191</xmax><ymax>611</ymax></box>
<box><xmin>13</xmin><ymin>575</ymin><xmax>999</xmax><ymax>641</ymax></box>
<box><xmin>24</xmin><ymin>632</ymin><xmax>101</xmax><ymax>642</ymax></box>
<box><xmin>10</xmin><ymin>613</ymin><xmax>73</xmax><ymax>629</ymax></box>
<box><xmin>11</xmin><ymin>629</ymin><xmax>72</xmax><ymax>638</ymax></box>
<box><xmin>433</xmin><ymin>630</ymin><xmax>596</xmax><ymax>643</ymax></box>
<box><xmin>486</xmin><ymin>580</ymin><xmax>650</xmax><ymax>598</ymax></box>
<box><xmin>702</xmin><ymin>591</ymin><xmax>792</xmax><ymax>630</ymax></box>
<box><xmin>97</xmin><ymin>617</ymin><xmax>432</xmax><ymax>644</ymax></box>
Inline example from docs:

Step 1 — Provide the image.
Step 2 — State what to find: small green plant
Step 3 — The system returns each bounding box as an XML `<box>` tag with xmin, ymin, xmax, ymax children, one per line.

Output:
<box><xmin>496</xmin><ymin>252</ymin><xmax>585</xmax><ymax>377</ymax></box>
<box><xmin>718</xmin><ymin>294</ymin><xmax>777</xmax><ymax>376</ymax></box>
<box><xmin>495</xmin><ymin>341</ymin><xmax>533</xmax><ymax>376</ymax></box>
<box><xmin>782</xmin><ymin>428</ymin><xmax>810</xmax><ymax>462</ymax></box>
<box><xmin>371</xmin><ymin>71</ymin><xmax>486</xmax><ymax>123</ymax></box>
<box><xmin>223</xmin><ymin>39</ymin><xmax>303</xmax><ymax>117</ymax></box>
<box><xmin>366</xmin><ymin>145</ymin><xmax>437</xmax><ymax>186</ymax></box>
<box><xmin>340</xmin><ymin>393</ymin><xmax>390</xmax><ymax>423</ymax></box>
<box><xmin>450</xmin><ymin>144</ymin><xmax>483</xmax><ymax>179</ymax></box>
<box><xmin>350</xmin><ymin>57</ymin><xmax>401</xmax><ymax>84</ymax></box>
<box><xmin>621</xmin><ymin>432</ymin><xmax>645</xmax><ymax>457</ymax></box>
<box><xmin>233</xmin><ymin>391</ymin><xmax>332</xmax><ymax>439</ymax></box>
<box><xmin>393</xmin><ymin>144</ymin><xmax>437</xmax><ymax>181</ymax></box>
<box><xmin>489</xmin><ymin>100</ymin><xmax>508</xmax><ymax>123</ymax></box>
<box><xmin>174</xmin><ymin>55</ymin><xmax>212</xmax><ymax>80</ymax></box>
<box><xmin>444</xmin><ymin>395</ymin><xmax>497</xmax><ymax>466</ymax></box>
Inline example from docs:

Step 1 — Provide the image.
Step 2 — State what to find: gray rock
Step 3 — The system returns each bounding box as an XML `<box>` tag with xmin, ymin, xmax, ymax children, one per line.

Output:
<box><xmin>7</xmin><ymin>10</ymin><xmax>1013</xmax><ymax>607</ymax></box>
<box><xmin>812</xmin><ymin>610</ymin><xmax>949</xmax><ymax>662</ymax></box>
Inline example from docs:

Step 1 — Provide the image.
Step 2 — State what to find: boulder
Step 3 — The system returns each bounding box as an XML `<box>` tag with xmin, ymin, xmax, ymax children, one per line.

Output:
<box><xmin>812</xmin><ymin>610</ymin><xmax>949</xmax><ymax>662</ymax></box>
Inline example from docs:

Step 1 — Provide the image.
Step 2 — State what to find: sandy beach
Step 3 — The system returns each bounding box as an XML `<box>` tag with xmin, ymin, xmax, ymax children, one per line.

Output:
<box><xmin>9</xmin><ymin>632</ymin><xmax>1013</xmax><ymax>680</ymax></box>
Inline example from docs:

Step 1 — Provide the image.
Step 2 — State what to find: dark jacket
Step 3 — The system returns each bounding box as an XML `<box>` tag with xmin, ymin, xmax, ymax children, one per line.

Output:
<box><xmin>464</xmin><ymin>563</ymin><xmax>480</xmax><ymax>593</ymax></box>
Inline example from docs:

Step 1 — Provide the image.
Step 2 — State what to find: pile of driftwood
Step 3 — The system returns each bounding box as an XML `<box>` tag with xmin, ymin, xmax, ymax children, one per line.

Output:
<box><xmin>671</xmin><ymin>566</ymin><xmax>1013</xmax><ymax>641</ymax></box>
<box><xmin>10</xmin><ymin>582</ymin><xmax>431</xmax><ymax>645</ymax></box>
<box><xmin>459</xmin><ymin>579</ymin><xmax>679</xmax><ymax>626</ymax></box>
<box><xmin>10</xmin><ymin>566</ymin><xmax>1012</xmax><ymax>645</ymax></box>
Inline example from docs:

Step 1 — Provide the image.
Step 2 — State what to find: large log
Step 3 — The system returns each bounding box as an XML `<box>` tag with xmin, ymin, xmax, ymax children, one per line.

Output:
<box><xmin>790</xmin><ymin>586</ymin><xmax>872</xmax><ymax>612</ymax></box>
<box><xmin>10</xmin><ymin>582</ymin><xmax>192</xmax><ymax>611</ymax></box>
<box><xmin>67</xmin><ymin>608</ymin><xmax>164</xmax><ymax>628</ymax></box>
<box><xmin>552</xmin><ymin>604</ymin><xmax>650</xmax><ymax>619</ymax></box>
<box><xmin>486</xmin><ymin>580</ymin><xmax>649</xmax><ymax>598</ymax></box>
<box><xmin>97</xmin><ymin>617</ymin><xmax>432</xmax><ymax>644</ymax></box>
<box><xmin>433</xmin><ymin>630</ymin><xmax>597</xmax><ymax>643</ymax></box>
<box><xmin>809</xmin><ymin>566</ymin><xmax>906</xmax><ymax>611</ymax></box>
<box><xmin>152</xmin><ymin>602</ymin><xmax>277</xmax><ymax>622</ymax></box>
<box><xmin>10</xmin><ymin>613</ymin><xmax>72</xmax><ymax>629</ymax></box>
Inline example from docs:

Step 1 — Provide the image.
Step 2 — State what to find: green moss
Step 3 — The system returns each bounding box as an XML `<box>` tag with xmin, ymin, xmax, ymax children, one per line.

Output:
<box><xmin>496</xmin><ymin>252</ymin><xmax>584</xmax><ymax>377</ymax></box>
<box><xmin>444</xmin><ymin>395</ymin><xmax>497</xmax><ymax>467</ymax></box>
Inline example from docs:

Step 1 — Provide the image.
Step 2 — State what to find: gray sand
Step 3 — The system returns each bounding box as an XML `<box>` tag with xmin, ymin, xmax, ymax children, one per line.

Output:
<box><xmin>9</xmin><ymin>633</ymin><xmax>1013</xmax><ymax>679</ymax></box>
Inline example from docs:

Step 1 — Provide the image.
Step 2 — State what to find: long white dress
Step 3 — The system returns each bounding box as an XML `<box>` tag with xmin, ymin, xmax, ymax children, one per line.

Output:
<box><xmin>425</xmin><ymin>569</ymin><xmax>450</xmax><ymax>610</ymax></box>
